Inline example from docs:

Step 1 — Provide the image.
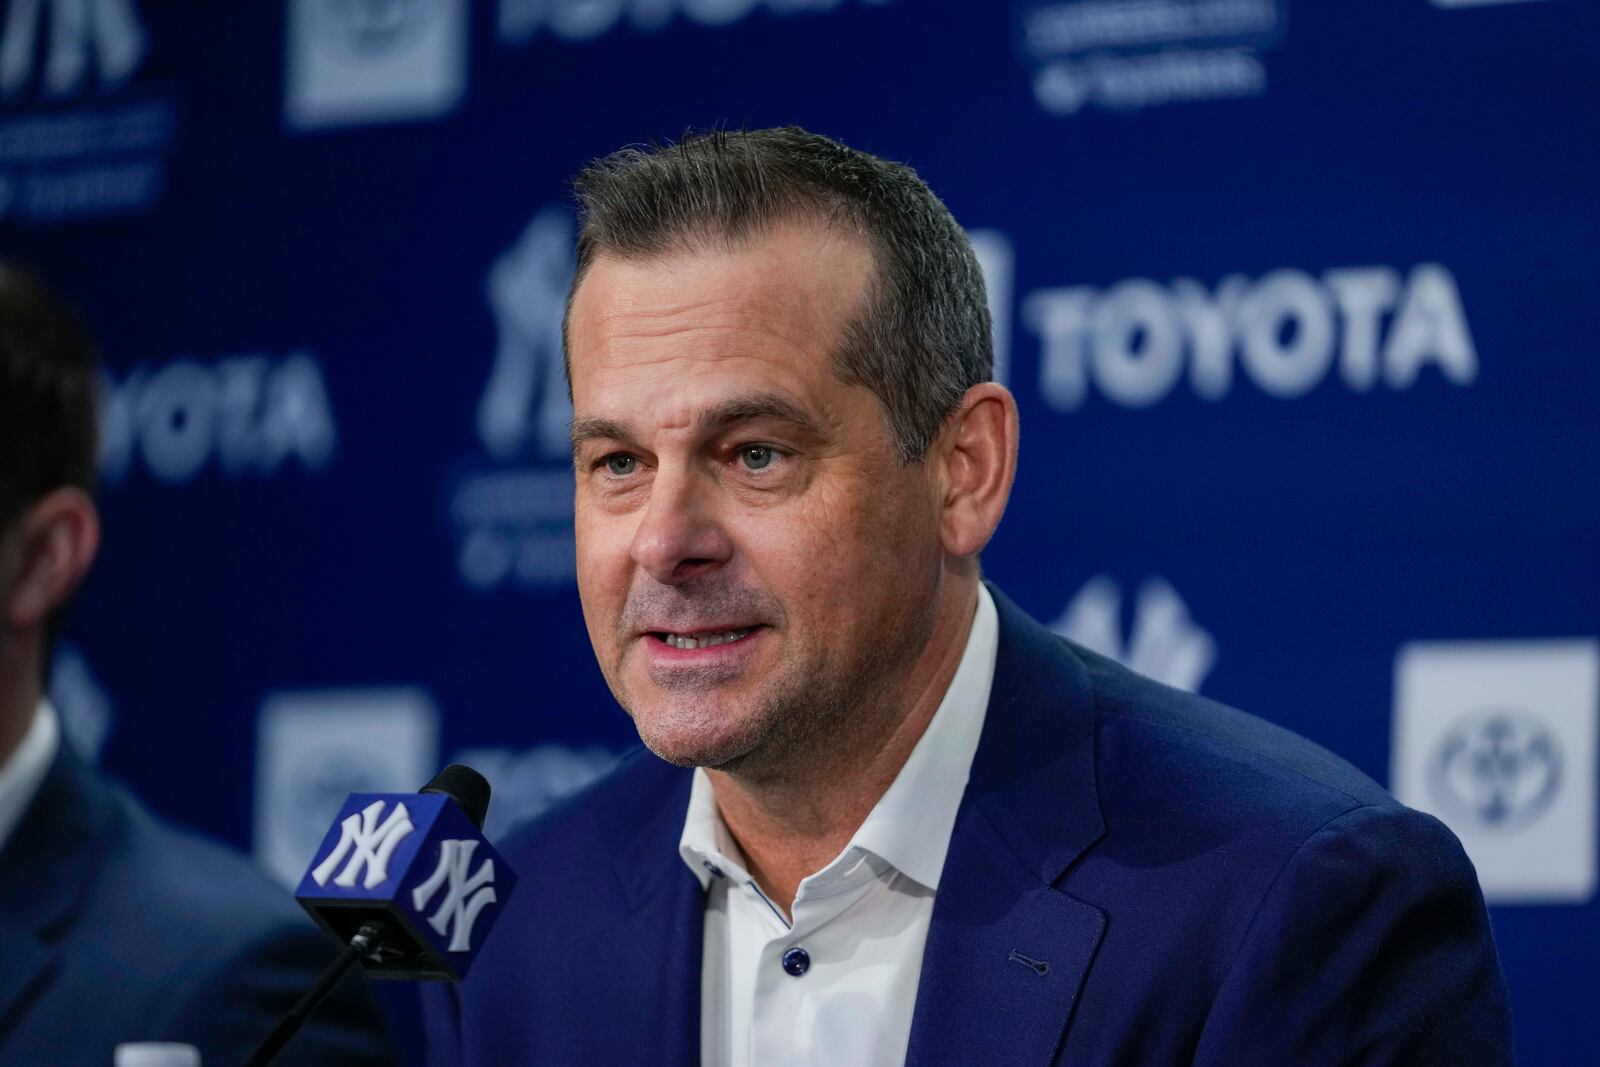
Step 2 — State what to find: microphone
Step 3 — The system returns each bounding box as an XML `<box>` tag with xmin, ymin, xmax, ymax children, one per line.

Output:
<box><xmin>294</xmin><ymin>763</ymin><xmax>517</xmax><ymax>980</ymax></box>
<box><xmin>246</xmin><ymin>765</ymin><xmax>518</xmax><ymax>1066</ymax></box>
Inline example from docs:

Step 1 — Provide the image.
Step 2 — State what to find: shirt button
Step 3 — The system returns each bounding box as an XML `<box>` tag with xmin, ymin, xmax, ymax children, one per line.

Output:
<box><xmin>781</xmin><ymin>947</ymin><xmax>811</xmax><ymax>977</ymax></box>
<box><xmin>702</xmin><ymin>860</ymin><xmax>725</xmax><ymax>879</ymax></box>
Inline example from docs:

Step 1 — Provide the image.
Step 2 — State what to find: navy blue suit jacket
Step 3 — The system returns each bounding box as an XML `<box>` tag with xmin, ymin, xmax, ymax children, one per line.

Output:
<box><xmin>0</xmin><ymin>743</ymin><xmax>395</xmax><ymax>1066</ymax></box>
<box><xmin>424</xmin><ymin>588</ymin><xmax>1513</xmax><ymax>1065</ymax></box>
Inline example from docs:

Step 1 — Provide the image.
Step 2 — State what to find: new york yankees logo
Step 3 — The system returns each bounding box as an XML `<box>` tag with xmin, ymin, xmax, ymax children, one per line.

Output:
<box><xmin>476</xmin><ymin>206</ymin><xmax>575</xmax><ymax>461</ymax></box>
<box><xmin>310</xmin><ymin>799</ymin><xmax>416</xmax><ymax>889</ymax></box>
<box><xmin>0</xmin><ymin>0</ymin><xmax>146</xmax><ymax>100</ymax></box>
<box><xmin>411</xmin><ymin>838</ymin><xmax>497</xmax><ymax>952</ymax></box>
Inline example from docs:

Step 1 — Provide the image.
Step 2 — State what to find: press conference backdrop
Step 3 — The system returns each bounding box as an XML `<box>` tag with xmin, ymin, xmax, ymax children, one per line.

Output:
<box><xmin>3</xmin><ymin>0</ymin><xmax>1595</xmax><ymax>1060</ymax></box>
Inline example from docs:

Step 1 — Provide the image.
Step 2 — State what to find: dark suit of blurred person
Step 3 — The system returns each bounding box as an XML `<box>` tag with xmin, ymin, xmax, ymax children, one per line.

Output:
<box><xmin>0</xmin><ymin>265</ymin><xmax>394</xmax><ymax>1065</ymax></box>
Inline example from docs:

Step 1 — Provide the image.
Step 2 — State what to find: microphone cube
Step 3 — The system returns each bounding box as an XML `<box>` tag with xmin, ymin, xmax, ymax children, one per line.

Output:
<box><xmin>295</xmin><ymin>792</ymin><xmax>518</xmax><ymax>980</ymax></box>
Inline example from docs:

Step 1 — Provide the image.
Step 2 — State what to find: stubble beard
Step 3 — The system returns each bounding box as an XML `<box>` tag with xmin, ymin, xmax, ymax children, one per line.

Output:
<box><xmin>620</xmin><ymin>637</ymin><xmax>866</xmax><ymax>780</ymax></box>
<box><xmin>617</xmin><ymin>611</ymin><xmax>935</xmax><ymax>788</ymax></box>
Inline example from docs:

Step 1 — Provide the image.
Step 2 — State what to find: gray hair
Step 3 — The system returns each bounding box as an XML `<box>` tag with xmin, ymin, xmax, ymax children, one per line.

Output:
<box><xmin>564</xmin><ymin>126</ymin><xmax>993</xmax><ymax>462</ymax></box>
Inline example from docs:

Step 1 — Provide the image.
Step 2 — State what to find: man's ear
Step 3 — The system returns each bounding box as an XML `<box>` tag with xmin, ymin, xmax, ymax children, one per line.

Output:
<box><xmin>935</xmin><ymin>382</ymin><xmax>1019</xmax><ymax>559</ymax></box>
<box><xmin>1</xmin><ymin>487</ymin><xmax>101</xmax><ymax>631</ymax></box>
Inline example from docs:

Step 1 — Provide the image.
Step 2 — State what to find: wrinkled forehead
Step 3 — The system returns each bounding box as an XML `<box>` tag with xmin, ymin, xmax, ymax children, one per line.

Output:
<box><xmin>564</xmin><ymin>222</ymin><xmax>875</xmax><ymax>414</ymax></box>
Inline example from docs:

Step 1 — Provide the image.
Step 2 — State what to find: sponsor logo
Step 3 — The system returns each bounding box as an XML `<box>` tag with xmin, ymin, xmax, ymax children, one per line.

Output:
<box><xmin>1017</xmin><ymin>0</ymin><xmax>1285</xmax><ymax>117</ymax></box>
<box><xmin>411</xmin><ymin>838</ymin><xmax>498</xmax><ymax>951</ymax></box>
<box><xmin>311</xmin><ymin>798</ymin><xmax>417</xmax><ymax>888</ymax></box>
<box><xmin>0</xmin><ymin>0</ymin><xmax>176</xmax><ymax>224</ymax></box>
<box><xmin>448</xmin><ymin>204</ymin><xmax>579</xmax><ymax>591</ymax></box>
<box><xmin>285</xmin><ymin>0</ymin><xmax>469</xmax><ymax>131</ymax></box>
<box><xmin>1052</xmin><ymin>574</ymin><xmax>1215</xmax><ymax>692</ymax></box>
<box><xmin>1392</xmin><ymin>640</ymin><xmax>1598</xmax><ymax>904</ymax></box>
<box><xmin>452</xmin><ymin>742</ymin><xmax>621</xmax><ymax>840</ymax></box>
<box><xmin>1429</xmin><ymin>711</ymin><xmax>1562</xmax><ymax>831</ymax></box>
<box><xmin>48</xmin><ymin>642</ymin><xmax>114</xmax><ymax>763</ymax></box>
<box><xmin>254</xmin><ymin>688</ymin><xmax>440</xmax><ymax>887</ymax></box>
<box><xmin>0</xmin><ymin>0</ymin><xmax>145</xmax><ymax>99</ymax></box>
<box><xmin>498</xmin><ymin>0</ymin><xmax>892</xmax><ymax>46</ymax></box>
<box><xmin>477</xmin><ymin>206</ymin><xmax>575</xmax><ymax>461</ymax></box>
<box><xmin>98</xmin><ymin>352</ymin><xmax>338</xmax><ymax>486</ymax></box>
<box><xmin>969</xmin><ymin>228</ymin><xmax>1015</xmax><ymax>385</ymax></box>
<box><xmin>1023</xmin><ymin>263</ymin><xmax>1476</xmax><ymax>411</ymax></box>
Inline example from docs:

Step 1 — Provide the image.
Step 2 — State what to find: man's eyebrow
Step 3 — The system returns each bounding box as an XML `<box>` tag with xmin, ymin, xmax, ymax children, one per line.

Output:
<box><xmin>698</xmin><ymin>392</ymin><xmax>822</xmax><ymax>437</ymax></box>
<box><xmin>570</xmin><ymin>393</ymin><xmax>823</xmax><ymax>455</ymax></box>
<box><xmin>570</xmin><ymin>416</ymin><xmax>635</xmax><ymax>454</ymax></box>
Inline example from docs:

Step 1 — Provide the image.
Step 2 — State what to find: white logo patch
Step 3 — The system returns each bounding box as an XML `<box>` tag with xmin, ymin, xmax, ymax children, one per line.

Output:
<box><xmin>254</xmin><ymin>688</ymin><xmax>440</xmax><ymax>888</ymax></box>
<box><xmin>1392</xmin><ymin>639</ymin><xmax>1599</xmax><ymax>904</ymax></box>
<box><xmin>969</xmin><ymin>228</ymin><xmax>1015</xmax><ymax>386</ymax></box>
<box><xmin>1023</xmin><ymin>263</ymin><xmax>1477</xmax><ymax>411</ymax></box>
<box><xmin>1053</xmin><ymin>574</ymin><xmax>1216</xmax><ymax>693</ymax></box>
<box><xmin>285</xmin><ymin>0</ymin><xmax>469</xmax><ymax>131</ymax></box>
<box><xmin>411</xmin><ymin>838</ymin><xmax>497</xmax><ymax>951</ymax></box>
<box><xmin>446</xmin><ymin>204</ymin><xmax>581</xmax><ymax>591</ymax></box>
<box><xmin>0</xmin><ymin>0</ymin><xmax>175</xmax><ymax>225</ymax></box>
<box><xmin>478</xmin><ymin>206</ymin><xmax>576</xmax><ymax>461</ymax></box>
<box><xmin>98</xmin><ymin>352</ymin><xmax>338</xmax><ymax>486</ymax></box>
<box><xmin>0</xmin><ymin>0</ymin><xmax>146</xmax><ymax>100</ymax></box>
<box><xmin>312</xmin><ymin>799</ymin><xmax>417</xmax><ymax>889</ymax></box>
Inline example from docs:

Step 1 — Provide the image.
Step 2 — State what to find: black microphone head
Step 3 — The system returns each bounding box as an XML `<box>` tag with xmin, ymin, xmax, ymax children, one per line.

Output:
<box><xmin>420</xmin><ymin>764</ymin><xmax>491</xmax><ymax>831</ymax></box>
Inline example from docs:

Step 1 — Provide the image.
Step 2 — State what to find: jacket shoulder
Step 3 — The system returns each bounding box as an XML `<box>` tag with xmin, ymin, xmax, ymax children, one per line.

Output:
<box><xmin>499</xmin><ymin>745</ymin><xmax>691</xmax><ymax>867</ymax></box>
<box><xmin>1072</xmin><ymin>638</ymin><xmax>1395</xmax><ymax>815</ymax></box>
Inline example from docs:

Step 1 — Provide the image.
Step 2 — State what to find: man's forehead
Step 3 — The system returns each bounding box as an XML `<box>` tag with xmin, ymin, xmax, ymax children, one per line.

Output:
<box><xmin>568</xmin><ymin>221</ymin><xmax>873</xmax><ymax>333</ymax></box>
<box><xmin>565</xmin><ymin>223</ymin><xmax>875</xmax><ymax>424</ymax></box>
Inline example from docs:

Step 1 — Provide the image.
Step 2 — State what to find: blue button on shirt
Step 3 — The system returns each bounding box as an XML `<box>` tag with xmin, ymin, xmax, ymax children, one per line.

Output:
<box><xmin>781</xmin><ymin>947</ymin><xmax>810</xmax><ymax>977</ymax></box>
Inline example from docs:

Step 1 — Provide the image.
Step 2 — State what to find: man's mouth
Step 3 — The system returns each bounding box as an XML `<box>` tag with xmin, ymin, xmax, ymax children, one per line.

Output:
<box><xmin>649</xmin><ymin>627</ymin><xmax>758</xmax><ymax>650</ymax></box>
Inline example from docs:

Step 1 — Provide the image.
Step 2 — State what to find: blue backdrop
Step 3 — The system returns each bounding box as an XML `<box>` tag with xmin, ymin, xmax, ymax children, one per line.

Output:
<box><xmin>4</xmin><ymin>1</ymin><xmax>1596</xmax><ymax>1062</ymax></box>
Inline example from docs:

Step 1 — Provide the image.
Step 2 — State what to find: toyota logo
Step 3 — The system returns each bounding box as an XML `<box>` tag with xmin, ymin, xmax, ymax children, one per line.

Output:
<box><xmin>1428</xmin><ymin>711</ymin><xmax>1562</xmax><ymax>831</ymax></box>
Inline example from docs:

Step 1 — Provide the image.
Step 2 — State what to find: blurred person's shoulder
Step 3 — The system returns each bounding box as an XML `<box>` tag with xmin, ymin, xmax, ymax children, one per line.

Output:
<box><xmin>1</xmin><ymin>743</ymin><xmax>394</xmax><ymax>1065</ymax></box>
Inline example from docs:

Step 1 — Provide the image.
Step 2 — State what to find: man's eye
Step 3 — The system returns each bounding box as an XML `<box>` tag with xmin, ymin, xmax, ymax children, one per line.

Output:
<box><xmin>739</xmin><ymin>446</ymin><xmax>775</xmax><ymax>471</ymax></box>
<box><xmin>604</xmin><ymin>454</ymin><xmax>637</xmax><ymax>476</ymax></box>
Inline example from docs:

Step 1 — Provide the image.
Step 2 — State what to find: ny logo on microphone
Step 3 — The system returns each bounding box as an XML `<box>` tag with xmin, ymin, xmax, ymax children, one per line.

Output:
<box><xmin>310</xmin><ymin>800</ymin><xmax>417</xmax><ymax>889</ymax></box>
<box><xmin>296</xmin><ymin>791</ymin><xmax>517</xmax><ymax>979</ymax></box>
<box><xmin>411</xmin><ymin>839</ymin><xmax>497</xmax><ymax>951</ymax></box>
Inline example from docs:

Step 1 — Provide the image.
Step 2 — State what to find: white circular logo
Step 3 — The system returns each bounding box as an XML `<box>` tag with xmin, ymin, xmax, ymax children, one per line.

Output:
<box><xmin>1428</xmin><ymin>711</ymin><xmax>1563</xmax><ymax>831</ymax></box>
<box><xmin>313</xmin><ymin>0</ymin><xmax>444</xmax><ymax>58</ymax></box>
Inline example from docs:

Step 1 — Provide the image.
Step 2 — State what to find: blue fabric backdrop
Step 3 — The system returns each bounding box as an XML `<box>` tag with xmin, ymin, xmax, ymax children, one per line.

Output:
<box><xmin>4</xmin><ymin>1</ymin><xmax>1595</xmax><ymax>1062</ymax></box>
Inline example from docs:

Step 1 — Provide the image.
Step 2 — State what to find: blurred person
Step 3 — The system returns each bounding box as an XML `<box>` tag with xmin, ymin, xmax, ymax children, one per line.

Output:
<box><xmin>424</xmin><ymin>128</ymin><xmax>1513</xmax><ymax>1065</ymax></box>
<box><xmin>0</xmin><ymin>263</ymin><xmax>394</xmax><ymax>1065</ymax></box>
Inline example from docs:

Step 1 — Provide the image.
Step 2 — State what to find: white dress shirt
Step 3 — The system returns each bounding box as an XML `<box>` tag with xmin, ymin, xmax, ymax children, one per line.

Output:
<box><xmin>0</xmin><ymin>700</ymin><xmax>61</xmax><ymax>854</ymax></box>
<box><xmin>679</xmin><ymin>586</ymin><xmax>998</xmax><ymax>1067</ymax></box>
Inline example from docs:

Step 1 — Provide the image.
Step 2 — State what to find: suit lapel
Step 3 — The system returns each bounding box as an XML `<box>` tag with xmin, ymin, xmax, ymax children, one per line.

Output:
<box><xmin>906</xmin><ymin>587</ymin><xmax>1108</xmax><ymax>1066</ymax></box>
<box><xmin>602</xmin><ymin>768</ymin><xmax>703</xmax><ymax>1066</ymax></box>
<box><xmin>0</xmin><ymin>744</ymin><xmax>106</xmax><ymax>1033</ymax></box>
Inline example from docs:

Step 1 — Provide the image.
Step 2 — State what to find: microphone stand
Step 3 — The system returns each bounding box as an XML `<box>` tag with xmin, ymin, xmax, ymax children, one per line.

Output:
<box><xmin>244</xmin><ymin>920</ymin><xmax>389</xmax><ymax>1067</ymax></box>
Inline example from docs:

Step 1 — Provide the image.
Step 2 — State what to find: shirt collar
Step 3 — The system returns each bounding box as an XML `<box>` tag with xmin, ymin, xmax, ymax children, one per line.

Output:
<box><xmin>679</xmin><ymin>764</ymin><xmax>751</xmax><ymax>889</ymax></box>
<box><xmin>678</xmin><ymin>586</ymin><xmax>999</xmax><ymax>893</ymax></box>
<box><xmin>0</xmin><ymin>699</ymin><xmax>62</xmax><ymax>854</ymax></box>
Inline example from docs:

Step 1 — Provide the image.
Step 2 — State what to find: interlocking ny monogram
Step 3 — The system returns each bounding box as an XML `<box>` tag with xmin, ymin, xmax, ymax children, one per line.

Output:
<box><xmin>411</xmin><ymin>838</ymin><xmax>497</xmax><ymax>952</ymax></box>
<box><xmin>311</xmin><ymin>799</ymin><xmax>416</xmax><ymax>889</ymax></box>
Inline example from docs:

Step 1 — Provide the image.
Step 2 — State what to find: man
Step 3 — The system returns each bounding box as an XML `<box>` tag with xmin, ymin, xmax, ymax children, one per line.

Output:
<box><xmin>424</xmin><ymin>128</ymin><xmax>1512</xmax><ymax>1064</ymax></box>
<box><xmin>0</xmin><ymin>264</ymin><xmax>394</xmax><ymax>1065</ymax></box>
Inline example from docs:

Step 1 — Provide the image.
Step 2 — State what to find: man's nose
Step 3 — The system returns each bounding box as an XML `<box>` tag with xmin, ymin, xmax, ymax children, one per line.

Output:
<box><xmin>629</xmin><ymin>469</ymin><xmax>731</xmax><ymax>585</ymax></box>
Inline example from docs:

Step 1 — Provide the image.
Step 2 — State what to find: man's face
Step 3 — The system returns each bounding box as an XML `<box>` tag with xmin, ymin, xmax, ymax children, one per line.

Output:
<box><xmin>567</xmin><ymin>222</ymin><xmax>947</xmax><ymax>771</ymax></box>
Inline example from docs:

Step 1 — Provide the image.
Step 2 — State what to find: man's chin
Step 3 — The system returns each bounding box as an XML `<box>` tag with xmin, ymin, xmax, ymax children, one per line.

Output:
<box><xmin>630</xmin><ymin>709</ymin><xmax>765</xmax><ymax>769</ymax></box>
<box><xmin>637</xmin><ymin>732</ymin><xmax>757</xmax><ymax>769</ymax></box>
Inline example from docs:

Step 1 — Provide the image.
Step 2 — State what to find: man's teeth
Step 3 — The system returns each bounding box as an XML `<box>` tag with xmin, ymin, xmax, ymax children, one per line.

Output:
<box><xmin>662</xmin><ymin>628</ymin><xmax>753</xmax><ymax>650</ymax></box>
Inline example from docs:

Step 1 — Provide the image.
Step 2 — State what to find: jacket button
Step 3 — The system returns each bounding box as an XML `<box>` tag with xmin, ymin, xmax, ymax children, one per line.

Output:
<box><xmin>781</xmin><ymin>947</ymin><xmax>810</xmax><ymax>977</ymax></box>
